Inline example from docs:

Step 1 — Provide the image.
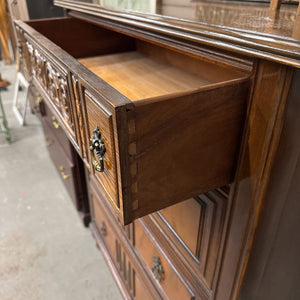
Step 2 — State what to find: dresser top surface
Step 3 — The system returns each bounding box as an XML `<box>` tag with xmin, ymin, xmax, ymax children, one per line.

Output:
<box><xmin>55</xmin><ymin>0</ymin><xmax>300</xmax><ymax>67</ymax></box>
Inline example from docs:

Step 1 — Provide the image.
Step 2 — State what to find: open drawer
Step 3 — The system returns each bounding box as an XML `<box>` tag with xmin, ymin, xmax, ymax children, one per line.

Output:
<box><xmin>15</xmin><ymin>17</ymin><xmax>250</xmax><ymax>224</ymax></box>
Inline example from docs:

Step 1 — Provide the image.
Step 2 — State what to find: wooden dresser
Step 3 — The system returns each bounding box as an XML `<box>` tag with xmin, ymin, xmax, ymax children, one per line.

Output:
<box><xmin>13</xmin><ymin>1</ymin><xmax>300</xmax><ymax>299</ymax></box>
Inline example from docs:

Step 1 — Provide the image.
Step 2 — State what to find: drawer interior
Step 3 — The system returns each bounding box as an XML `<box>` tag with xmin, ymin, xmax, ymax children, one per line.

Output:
<box><xmin>27</xmin><ymin>18</ymin><xmax>248</xmax><ymax>102</ymax></box>
<box><xmin>78</xmin><ymin>40</ymin><xmax>247</xmax><ymax>102</ymax></box>
<box><xmin>78</xmin><ymin>51</ymin><xmax>209</xmax><ymax>101</ymax></box>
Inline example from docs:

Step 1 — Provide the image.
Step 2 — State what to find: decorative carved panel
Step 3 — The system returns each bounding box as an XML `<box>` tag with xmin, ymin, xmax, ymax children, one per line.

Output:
<box><xmin>24</xmin><ymin>40</ymin><xmax>75</xmax><ymax>136</ymax></box>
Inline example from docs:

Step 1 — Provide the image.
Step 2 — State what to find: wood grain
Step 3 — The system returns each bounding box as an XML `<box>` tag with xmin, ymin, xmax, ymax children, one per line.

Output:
<box><xmin>159</xmin><ymin>198</ymin><xmax>201</xmax><ymax>256</ymax></box>
<box><xmin>135</xmin><ymin>219</ymin><xmax>195</xmax><ymax>300</ymax></box>
<box><xmin>84</xmin><ymin>89</ymin><xmax>119</xmax><ymax>211</ymax></box>
<box><xmin>79</xmin><ymin>51</ymin><xmax>210</xmax><ymax>101</ymax></box>
<box><xmin>147</xmin><ymin>188</ymin><xmax>229</xmax><ymax>296</ymax></box>
<box><xmin>240</xmin><ymin>69</ymin><xmax>300</xmax><ymax>300</ymax></box>
<box><xmin>64</xmin><ymin>3</ymin><xmax>300</xmax><ymax>68</ymax></box>
<box><xmin>215</xmin><ymin>61</ymin><xmax>294</xmax><ymax>300</ymax></box>
<box><xmin>27</xmin><ymin>17</ymin><xmax>135</xmax><ymax>59</ymax></box>
<box><xmin>130</xmin><ymin>79</ymin><xmax>249</xmax><ymax>221</ymax></box>
<box><xmin>89</xmin><ymin>177</ymin><xmax>162</xmax><ymax>300</ymax></box>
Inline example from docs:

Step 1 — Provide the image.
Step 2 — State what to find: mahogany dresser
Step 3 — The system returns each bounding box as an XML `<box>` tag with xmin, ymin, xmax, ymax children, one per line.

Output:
<box><xmin>14</xmin><ymin>1</ymin><xmax>300</xmax><ymax>299</ymax></box>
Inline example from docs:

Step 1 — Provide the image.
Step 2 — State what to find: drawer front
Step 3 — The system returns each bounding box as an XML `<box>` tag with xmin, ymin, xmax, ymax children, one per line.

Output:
<box><xmin>90</xmin><ymin>181</ymin><xmax>161</xmax><ymax>300</ymax></box>
<box><xmin>135</xmin><ymin>220</ymin><xmax>195</xmax><ymax>300</ymax></box>
<box><xmin>43</xmin><ymin>101</ymin><xmax>73</xmax><ymax>160</ymax></box>
<box><xmin>84</xmin><ymin>90</ymin><xmax>120</xmax><ymax>212</ymax></box>
<box><xmin>159</xmin><ymin>198</ymin><xmax>201</xmax><ymax>256</ymax></box>
<box><xmin>16</xmin><ymin>26</ymin><xmax>79</xmax><ymax>152</ymax></box>
<box><xmin>91</xmin><ymin>182</ymin><xmax>118</xmax><ymax>260</ymax></box>
<box><xmin>144</xmin><ymin>188</ymin><xmax>229</xmax><ymax>297</ymax></box>
<box><xmin>41</xmin><ymin>120</ymin><xmax>77</xmax><ymax>206</ymax></box>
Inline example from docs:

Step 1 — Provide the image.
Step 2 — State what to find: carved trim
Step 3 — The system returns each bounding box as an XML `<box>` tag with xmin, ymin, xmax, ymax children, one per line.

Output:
<box><xmin>25</xmin><ymin>40</ymin><xmax>75</xmax><ymax>136</ymax></box>
<box><xmin>72</xmin><ymin>75</ymin><xmax>87</xmax><ymax>160</ymax></box>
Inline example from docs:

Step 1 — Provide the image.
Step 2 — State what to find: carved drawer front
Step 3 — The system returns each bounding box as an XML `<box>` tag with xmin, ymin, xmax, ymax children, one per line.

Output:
<box><xmin>84</xmin><ymin>90</ymin><xmax>119</xmax><ymax>213</ymax></box>
<box><xmin>15</xmin><ymin>26</ymin><xmax>78</xmax><ymax>152</ymax></box>
<box><xmin>89</xmin><ymin>178</ymin><xmax>162</xmax><ymax>300</ymax></box>
<box><xmin>15</xmin><ymin>17</ymin><xmax>250</xmax><ymax>225</ymax></box>
<box><xmin>135</xmin><ymin>219</ymin><xmax>195</xmax><ymax>300</ymax></box>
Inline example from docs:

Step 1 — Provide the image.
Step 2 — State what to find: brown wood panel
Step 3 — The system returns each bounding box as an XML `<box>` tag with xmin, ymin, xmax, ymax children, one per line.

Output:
<box><xmin>131</xmin><ymin>79</ymin><xmax>249</xmax><ymax>221</ymax></box>
<box><xmin>159</xmin><ymin>198</ymin><xmax>201</xmax><ymax>256</ymax></box>
<box><xmin>84</xmin><ymin>89</ymin><xmax>119</xmax><ymax>211</ymax></box>
<box><xmin>135</xmin><ymin>274</ymin><xmax>152</xmax><ymax>300</ymax></box>
<box><xmin>79</xmin><ymin>51</ymin><xmax>210</xmax><ymax>101</ymax></box>
<box><xmin>240</xmin><ymin>70</ymin><xmax>300</xmax><ymax>300</ymax></box>
<box><xmin>26</xmin><ymin>17</ymin><xmax>135</xmax><ymax>59</ymax></box>
<box><xmin>136</xmin><ymin>40</ymin><xmax>247</xmax><ymax>82</ymax></box>
<box><xmin>41</xmin><ymin>119</ymin><xmax>76</xmax><ymax>204</ymax></box>
<box><xmin>144</xmin><ymin>188</ymin><xmax>229</xmax><ymax>298</ymax></box>
<box><xmin>89</xmin><ymin>177</ymin><xmax>162</xmax><ymax>300</ymax></box>
<box><xmin>215</xmin><ymin>61</ymin><xmax>294</xmax><ymax>300</ymax></box>
<box><xmin>43</xmin><ymin>102</ymin><xmax>73</xmax><ymax>159</ymax></box>
<box><xmin>135</xmin><ymin>220</ymin><xmax>195</xmax><ymax>300</ymax></box>
<box><xmin>70</xmin><ymin>74</ymin><xmax>90</xmax><ymax>167</ymax></box>
<box><xmin>64</xmin><ymin>4</ymin><xmax>300</xmax><ymax>68</ymax></box>
<box><xmin>91</xmin><ymin>183</ymin><xmax>118</xmax><ymax>261</ymax></box>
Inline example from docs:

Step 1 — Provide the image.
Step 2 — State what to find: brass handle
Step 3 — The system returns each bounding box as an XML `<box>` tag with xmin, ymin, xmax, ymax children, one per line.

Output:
<box><xmin>90</xmin><ymin>126</ymin><xmax>106</xmax><ymax>173</ymax></box>
<box><xmin>151</xmin><ymin>256</ymin><xmax>164</xmax><ymax>283</ymax></box>
<box><xmin>52</xmin><ymin>116</ymin><xmax>60</xmax><ymax>129</ymax></box>
<box><xmin>59</xmin><ymin>165</ymin><xmax>70</xmax><ymax>180</ymax></box>
<box><xmin>100</xmin><ymin>221</ymin><xmax>106</xmax><ymax>236</ymax></box>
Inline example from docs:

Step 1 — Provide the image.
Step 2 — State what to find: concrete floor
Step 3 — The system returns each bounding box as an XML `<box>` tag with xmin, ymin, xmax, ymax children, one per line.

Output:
<box><xmin>0</xmin><ymin>62</ymin><xmax>122</xmax><ymax>300</ymax></box>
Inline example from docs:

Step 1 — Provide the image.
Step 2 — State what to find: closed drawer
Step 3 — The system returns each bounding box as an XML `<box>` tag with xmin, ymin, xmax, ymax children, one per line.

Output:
<box><xmin>89</xmin><ymin>178</ymin><xmax>161</xmax><ymax>300</ymax></box>
<box><xmin>135</xmin><ymin>219</ymin><xmax>195</xmax><ymax>300</ymax></box>
<box><xmin>43</xmin><ymin>101</ymin><xmax>74</xmax><ymax>160</ymax></box>
<box><xmin>149</xmin><ymin>188</ymin><xmax>229</xmax><ymax>295</ymax></box>
<box><xmin>41</xmin><ymin>119</ymin><xmax>77</xmax><ymax>206</ymax></box>
<box><xmin>90</xmin><ymin>180</ymin><xmax>118</xmax><ymax>259</ymax></box>
<box><xmin>159</xmin><ymin>198</ymin><xmax>202</xmax><ymax>257</ymax></box>
<box><xmin>42</xmin><ymin>118</ymin><xmax>90</xmax><ymax>225</ymax></box>
<box><xmin>15</xmin><ymin>17</ymin><xmax>250</xmax><ymax>224</ymax></box>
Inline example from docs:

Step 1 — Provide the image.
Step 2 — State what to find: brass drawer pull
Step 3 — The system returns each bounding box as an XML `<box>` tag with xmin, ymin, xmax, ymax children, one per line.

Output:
<box><xmin>59</xmin><ymin>165</ymin><xmax>70</xmax><ymax>180</ymax></box>
<box><xmin>90</xmin><ymin>126</ymin><xmax>106</xmax><ymax>173</ymax></box>
<box><xmin>52</xmin><ymin>116</ymin><xmax>60</xmax><ymax>129</ymax></box>
<box><xmin>152</xmin><ymin>256</ymin><xmax>164</xmax><ymax>283</ymax></box>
